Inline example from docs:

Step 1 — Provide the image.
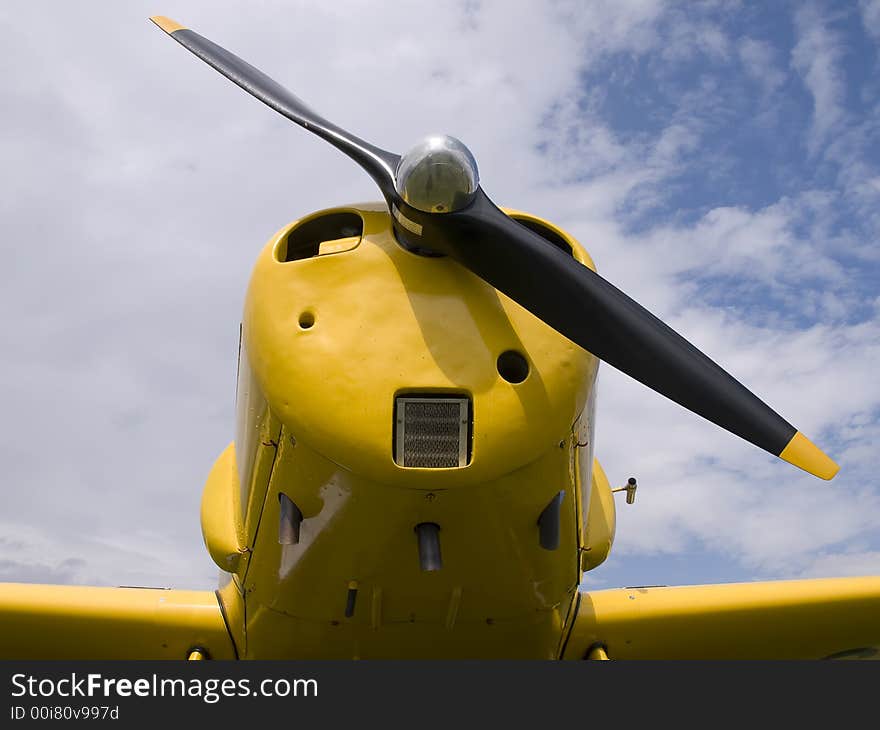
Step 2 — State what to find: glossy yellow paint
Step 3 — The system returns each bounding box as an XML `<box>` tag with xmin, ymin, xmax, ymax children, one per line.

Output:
<box><xmin>149</xmin><ymin>16</ymin><xmax>186</xmax><ymax>34</ymax></box>
<box><xmin>563</xmin><ymin>577</ymin><xmax>880</xmax><ymax>659</ymax></box>
<box><xmin>503</xmin><ymin>208</ymin><xmax>596</xmax><ymax>272</ymax></box>
<box><xmin>233</xmin><ymin>335</ymin><xmax>283</xmax><ymax>554</ymax></box>
<box><xmin>244</xmin><ymin>204</ymin><xmax>597</xmax><ymax>491</ymax></box>
<box><xmin>779</xmin><ymin>431</ymin><xmax>840</xmax><ymax>480</ymax></box>
<box><xmin>216</xmin><ymin>576</ymin><xmax>247</xmax><ymax>657</ymax></box>
<box><xmin>318</xmin><ymin>235</ymin><xmax>361</xmax><ymax>256</ymax></box>
<box><xmin>201</xmin><ymin>441</ymin><xmax>244</xmax><ymax>573</ymax></box>
<box><xmin>580</xmin><ymin>460</ymin><xmax>616</xmax><ymax>571</ymax></box>
<box><xmin>6</xmin><ymin>200</ymin><xmax>861</xmax><ymax>659</ymax></box>
<box><xmin>209</xmin><ymin>204</ymin><xmax>600</xmax><ymax>657</ymax></box>
<box><xmin>0</xmin><ymin>584</ymin><xmax>235</xmax><ymax>659</ymax></box>
<box><xmin>227</xmin><ymin>433</ymin><xmax>583</xmax><ymax>658</ymax></box>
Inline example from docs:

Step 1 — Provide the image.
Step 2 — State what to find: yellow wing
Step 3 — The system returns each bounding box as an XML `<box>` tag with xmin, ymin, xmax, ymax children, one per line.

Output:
<box><xmin>0</xmin><ymin>583</ymin><xmax>236</xmax><ymax>659</ymax></box>
<box><xmin>563</xmin><ymin>576</ymin><xmax>880</xmax><ymax>659</ymax></box>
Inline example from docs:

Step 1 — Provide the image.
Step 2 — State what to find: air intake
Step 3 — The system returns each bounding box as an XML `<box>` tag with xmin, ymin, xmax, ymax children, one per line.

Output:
<box><xmin>394</xmin><ymin>396</ymin><xmax>471</xmax><ymax>468</ymax></box>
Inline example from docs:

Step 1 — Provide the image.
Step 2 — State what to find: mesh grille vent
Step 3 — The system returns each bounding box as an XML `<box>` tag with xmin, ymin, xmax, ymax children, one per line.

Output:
<box><xmin>395</xmin><ymin>397</ymin><xmax>470</xmax><ymax>468</ymax></box>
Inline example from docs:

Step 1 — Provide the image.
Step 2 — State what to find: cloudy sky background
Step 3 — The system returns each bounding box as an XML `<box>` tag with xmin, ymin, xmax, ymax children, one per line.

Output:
<box><xmin>1</xmin><ymin>0</ymin><xmax>878</xmax><ymax>591</ymax></box>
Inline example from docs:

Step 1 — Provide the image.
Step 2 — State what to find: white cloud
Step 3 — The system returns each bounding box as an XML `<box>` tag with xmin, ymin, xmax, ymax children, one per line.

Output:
<box><xmin>593</xmin><ymin>304</ymin><xmax>880</xmax><ymax>578</ymax></box>
<box><xmin>791</xmin><ymin>4</ymin><xmax>847</xmax><ymax>156</ymax></box>
<box><xmin>1</xmin><ymin>0</ymin><xmax>877</xmax><ymax>599</ymax></box>
<box><xmin>797</xmin><ymin>550</ymin><xmax>880</xmax><ymax>578</ymax></box>
<box><xmin>0</xmin><ymin>0</ymin><xmax>684</xmax><ymax>591</ymax></box>
<box><xmin>660</xmin><ymin>16</ymin><xmax>731</xmax><ymax>63</ymax></box>
<box><xmin>0</xmin><ymin>523</ymin><xmax>216</xmax><ymax>588</ymax></box>
<box><xmin>739</xmin><ymin>37</ymin><xmax>786</xmax><ymax>96</ymax></box>
<box><xmin>860</xmin><ymin>0</ymin><xmax>880</xmax><ymax>40</ymax></box>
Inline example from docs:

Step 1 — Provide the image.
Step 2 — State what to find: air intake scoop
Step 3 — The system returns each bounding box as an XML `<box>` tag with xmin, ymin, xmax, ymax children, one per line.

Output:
<box><xmin>394</xmin><ymin>396</ymin><xmax>470</xmax><ymax>468</ymax></box>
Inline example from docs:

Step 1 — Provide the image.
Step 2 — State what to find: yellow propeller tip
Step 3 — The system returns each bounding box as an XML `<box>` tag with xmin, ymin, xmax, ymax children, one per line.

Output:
<box><xmin>779</xmin><ymin>431</ymin><xmax>840</xmax><ymax>480</ymax></box>
<box><xmin>150</xmin><ymin>16</ymin><xmax>187</xmax><ymax>34</ymax></box>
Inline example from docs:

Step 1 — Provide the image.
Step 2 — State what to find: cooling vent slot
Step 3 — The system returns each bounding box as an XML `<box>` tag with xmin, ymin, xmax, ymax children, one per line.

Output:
<box><xmin>281</xmin><ymin>211</ymin><xmax>364</xmax><ymax>262</ymax></box>
<box><xmin>394</xmin><ymin>396</ymin><xmax>471</xmax><ymax>468</ymax></box>
<box><xmin>510</xmin><ymin>215</ymin><xmax>573</xmax><ymax>256</ymax></box>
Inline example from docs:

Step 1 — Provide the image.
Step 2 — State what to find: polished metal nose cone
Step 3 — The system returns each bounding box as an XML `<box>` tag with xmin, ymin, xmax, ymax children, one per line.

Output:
<box><xmin>395</xmin><ymin>135</ymin><xmax>479</xmax><ymax>213</ymax></box>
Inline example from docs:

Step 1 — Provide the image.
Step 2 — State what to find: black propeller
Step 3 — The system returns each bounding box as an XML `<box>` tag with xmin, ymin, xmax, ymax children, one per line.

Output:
<box><xmin>151</xmin><ymin>16</ymin><xmax>838</xmax><ymax>480</ymax></box>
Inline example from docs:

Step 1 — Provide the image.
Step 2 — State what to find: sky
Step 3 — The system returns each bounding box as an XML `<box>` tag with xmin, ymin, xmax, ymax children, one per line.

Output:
<box><xmin>1</xmin><ymin>0</ymin><xmax>878</xmax><ymax>593</ymax></box>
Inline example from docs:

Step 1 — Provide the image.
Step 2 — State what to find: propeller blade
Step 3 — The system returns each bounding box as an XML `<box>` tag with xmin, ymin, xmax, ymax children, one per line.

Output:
<box><xmin>151</xmin><ymin>18</ymin><xmax>837</xmax><ymax>480</ymax></box>
<box><xmin>149</xmin><ymin>17</ymin><xmax>399</xmax><ymax>200</ymax></box>
<box><xmin>415</xmin><ymin>190</ymin><xmax>838</xmax><ymax>480</ymax></box>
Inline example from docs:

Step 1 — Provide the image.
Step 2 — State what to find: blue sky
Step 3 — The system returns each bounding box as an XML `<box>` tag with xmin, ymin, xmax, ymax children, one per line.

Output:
<box><xmin>571</xmin><ymin>1</ymin><xmax>880</xmax><ymax>587</ymax></box>
<box><xmin>1</xmin><ymin>0</ymin><xmax>878</xmax><ymax>592</ymax></box>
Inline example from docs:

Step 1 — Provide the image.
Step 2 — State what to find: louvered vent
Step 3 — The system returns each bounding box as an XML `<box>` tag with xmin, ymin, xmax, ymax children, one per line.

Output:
<box><xmin>394</xmin><ymin>396</ymin><xmax>470</xmax><ymax>468</ymax></box>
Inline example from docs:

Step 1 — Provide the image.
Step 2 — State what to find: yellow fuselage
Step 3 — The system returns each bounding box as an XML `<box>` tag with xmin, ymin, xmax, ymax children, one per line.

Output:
<box><xmin>202</xmin><ymin>203</ymin><xmax>615</xmax><ymax>658</ymax></box>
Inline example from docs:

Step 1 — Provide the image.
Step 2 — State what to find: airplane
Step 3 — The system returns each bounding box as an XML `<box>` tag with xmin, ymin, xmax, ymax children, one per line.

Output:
<box><xmin>1</xmin><ymin>16</ymin><xmax>878</xmax><ymax>660</ymax></box>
